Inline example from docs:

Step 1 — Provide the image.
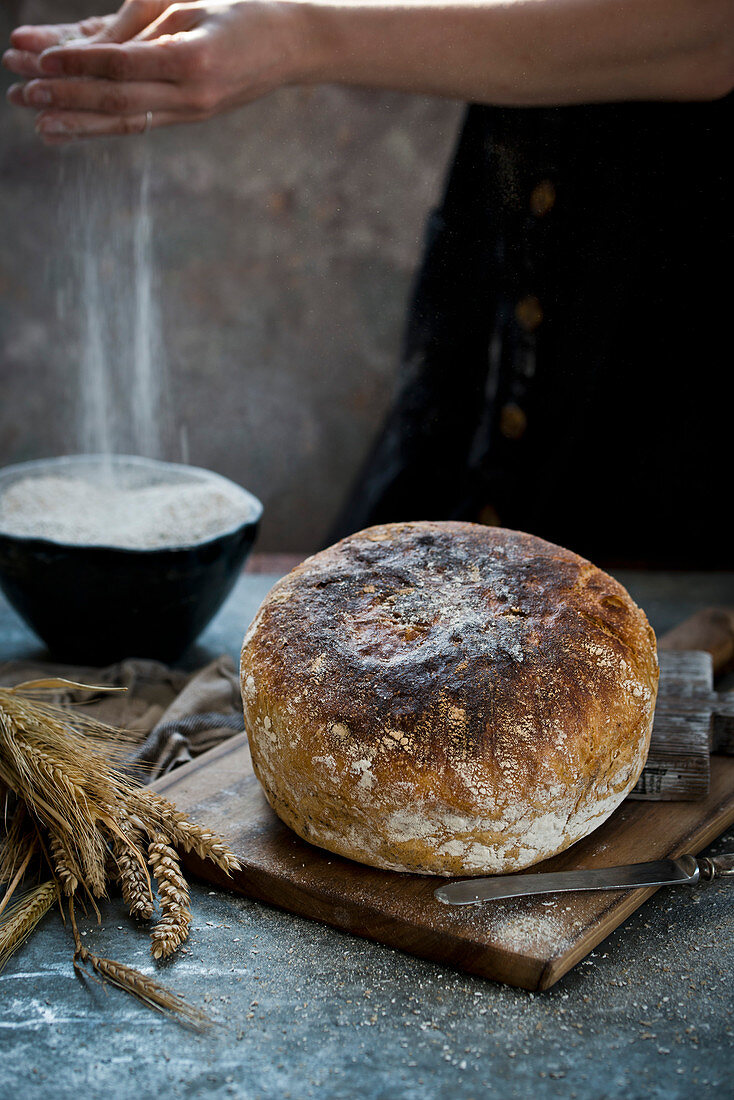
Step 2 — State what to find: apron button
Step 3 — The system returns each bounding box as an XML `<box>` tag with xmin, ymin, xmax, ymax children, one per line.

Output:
<box><xmin>478</xmin><ymin>504</ymin><xmax>501</xmax><ymax>526</ymax></box>
<box><xmin>530</xmin><ymin>179</ymin><xmax>556</xmax><ymax>217</ymax></box>
<box><xmin>499</xmin><ymin>402</ymin><xmax>528</xmax><ymax>440</ymax></box>
<box><xmin>515</xmin><ymin>295</ymin><xmax>543</xmax><ymax>331</ymax></box>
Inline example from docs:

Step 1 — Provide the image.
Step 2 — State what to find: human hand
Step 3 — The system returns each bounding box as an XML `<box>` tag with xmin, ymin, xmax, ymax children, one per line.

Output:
<box><xmin>3</xmin><ymin>2</ymin><xmax>171</xmax><ymax>80</ymax></box>
<box><xmin>3</xmin><ymin>0</ymin><xmax>313</xmax><ymax>142</ymax></box>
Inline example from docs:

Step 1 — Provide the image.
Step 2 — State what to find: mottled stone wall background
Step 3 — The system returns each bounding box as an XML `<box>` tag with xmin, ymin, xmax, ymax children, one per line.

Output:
<box><xmin>0</xmin><ymin>0</ymin><xmax>462</xmax><ymax>550</ymax></box>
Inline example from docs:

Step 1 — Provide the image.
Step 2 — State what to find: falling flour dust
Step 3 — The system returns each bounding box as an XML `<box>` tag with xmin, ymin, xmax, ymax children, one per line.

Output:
<box><xmin>64</xmin><ymin>141</ymin><xmax>171</xmax><ymax>461</ymax></box>
<box><xmin>0</xmin><ymin>143</ymin><xmax>256</xmax><ymax>549</ymax></box>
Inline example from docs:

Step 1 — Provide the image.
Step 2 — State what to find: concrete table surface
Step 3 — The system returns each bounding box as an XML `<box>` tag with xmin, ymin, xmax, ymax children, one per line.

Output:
<box><xmin>1</xmin><ymin>568</ymin><xmax>733</xmax><ymax>1100</ymax></box>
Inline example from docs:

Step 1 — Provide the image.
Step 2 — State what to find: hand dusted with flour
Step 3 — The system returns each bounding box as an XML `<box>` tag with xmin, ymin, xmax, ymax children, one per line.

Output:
<box><xmin>241</xmin><ymin>522</ymin><xmax>658</xmax><ymax>875</ymax></box>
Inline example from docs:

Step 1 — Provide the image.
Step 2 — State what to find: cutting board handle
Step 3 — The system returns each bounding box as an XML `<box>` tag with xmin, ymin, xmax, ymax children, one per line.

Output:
<box><xmin>658</xmin><ymin>607</ymin><xmax>734</xmax><ymax>677</ymax></box>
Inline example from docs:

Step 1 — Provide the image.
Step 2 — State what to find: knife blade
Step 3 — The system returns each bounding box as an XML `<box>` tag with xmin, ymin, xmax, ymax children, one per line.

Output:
<box><xmin>434</xmin><ymin>852</ymin><xmax>734</xmax><ymax>906</ymax></box>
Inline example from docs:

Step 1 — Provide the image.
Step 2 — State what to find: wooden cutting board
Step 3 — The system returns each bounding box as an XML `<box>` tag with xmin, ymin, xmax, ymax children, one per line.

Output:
<box><xmin>152</xmin><ymin>685</ymin><xmax>734</xmax><ymax>992</ymax></box>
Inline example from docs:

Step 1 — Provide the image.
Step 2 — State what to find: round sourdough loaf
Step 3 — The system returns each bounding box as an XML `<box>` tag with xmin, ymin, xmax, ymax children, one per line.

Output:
<box><xmin>240</xmin><ymin>522</ymin><xmax>658</xmax><ymax>876</ymax></box>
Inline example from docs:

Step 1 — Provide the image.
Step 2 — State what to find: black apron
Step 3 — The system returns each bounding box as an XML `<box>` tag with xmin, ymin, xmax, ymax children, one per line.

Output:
<box><xmin>330</xmin><ymin>95</ymin><xmax>733</xmax><ymax>568</ymax></box>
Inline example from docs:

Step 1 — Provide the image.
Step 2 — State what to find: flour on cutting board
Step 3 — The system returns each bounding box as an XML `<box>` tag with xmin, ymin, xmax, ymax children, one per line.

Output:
<box><xmin>442</xmin><ymin>895</ymin><xmax>586</xmax><ymax>955</ymax></box>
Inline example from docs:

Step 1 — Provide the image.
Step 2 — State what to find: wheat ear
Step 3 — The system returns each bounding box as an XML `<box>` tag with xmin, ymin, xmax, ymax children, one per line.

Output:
<box><xmin>132</xmin><ymin>790</ymin><xmax>241</xmax><ymax>874</ymax></box>
<box><xmin>0</xmin><ymin>881</ymin><xmax>57</xmax><ymax>972</ymax></box>
<box><xmin>76</xmin><ymin>950</ymin><xmax>211</xmax><ymax>1030</ymax></box>
<box><xmin>147</xmin><ymin>833</ymin><xmax>191</xmax><ymax>960</ymax></box>
<box><xmin>47</xmin><ymin>829</ymin><xmax>81</xmax><ymax>897</ymax></box>
<box><xmin>114</xmin><ymin>812</ymin><xmax>154</xmax><ymax>921</ymax></box>
<box><xmin>68</xmin><ymin>898</ymin><xmax>210</xmax><ymax>1031</ymax></box>
<box><xmin>13</xmin><ymin>740</ymin><xmax>88</xmax><ymax>806</ymax></box>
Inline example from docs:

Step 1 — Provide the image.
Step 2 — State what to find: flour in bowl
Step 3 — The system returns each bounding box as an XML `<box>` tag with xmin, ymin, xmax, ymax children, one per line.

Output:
<box><xmin>0</xmin><ymin>474</ymin><xmax>254</xmax><ymax>549</ymax></box>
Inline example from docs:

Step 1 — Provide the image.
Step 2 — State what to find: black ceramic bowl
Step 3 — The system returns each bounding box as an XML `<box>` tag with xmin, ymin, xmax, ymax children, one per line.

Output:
<box><xmin>0</xmin><ymin>455</ymin><xmax>263</xmax><ymax>664</ymax></box>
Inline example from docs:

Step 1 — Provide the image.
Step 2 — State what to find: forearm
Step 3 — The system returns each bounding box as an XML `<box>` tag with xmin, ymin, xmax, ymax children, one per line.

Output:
<box><xmin>5</xmin><ymin>0</ymin><xmax>731</xmax><ymax>143</ymax></box>
<box><xmin>296</xmin><ymin>0</ymin><xmax>734</xmax><ymax>104</ymax></box>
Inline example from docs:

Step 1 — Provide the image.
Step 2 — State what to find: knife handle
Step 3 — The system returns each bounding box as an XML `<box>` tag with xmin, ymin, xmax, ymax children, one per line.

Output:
<box><xmin>697</xmin><ymin>853</ymin><xmax>734</xmax><ymax>880</ymax></box>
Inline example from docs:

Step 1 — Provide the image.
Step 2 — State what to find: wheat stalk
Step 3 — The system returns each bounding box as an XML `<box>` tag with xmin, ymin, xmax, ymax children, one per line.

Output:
<box><xmin>0</xmin><ymin>841</ymin><xmax>36</xmax><ymax>919</ymax></box>
<box><xmin>0</xmin><ymin>693</ymin><xmax>122</xmax><ymax>884</ymax></box>
<box><xmin>0</xmin><ymin>803</ymin><xmax>33</xmax><ymax>887</ymax></box>
<box><xmin>0</xmin><ymin>881</ymin><xmax>57</xmax><ymax>972</ymax></box>
<box><xmin>0</xmin><ymin>681</ymin><xmax>241</xmax><ymax>1024</ymax></box>
<box><xmin>0</xmin><ymin>692</ymin><xmax>142</xmax><ymax>901</ymax></box>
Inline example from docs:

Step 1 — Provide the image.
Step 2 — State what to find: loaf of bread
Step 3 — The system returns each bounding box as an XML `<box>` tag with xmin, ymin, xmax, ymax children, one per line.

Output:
<box><xmin>241</xmin><ymin>522</ymin><xmax>658</xmax><ymax>876</ymax></box>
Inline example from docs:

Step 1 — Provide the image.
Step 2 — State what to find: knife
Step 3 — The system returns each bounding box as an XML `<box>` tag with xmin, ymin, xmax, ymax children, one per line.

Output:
<box><xmin>434</xmin><ymin>853</ymin><xmax>734</xmax><ymax>906</ymax></box>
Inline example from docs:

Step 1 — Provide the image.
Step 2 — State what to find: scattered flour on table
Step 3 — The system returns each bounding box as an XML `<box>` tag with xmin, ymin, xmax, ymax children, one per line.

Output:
<box><xmin>0</xmin><ymin>475</ymin><xmax>253</xmax><ymax>549</ymax></box>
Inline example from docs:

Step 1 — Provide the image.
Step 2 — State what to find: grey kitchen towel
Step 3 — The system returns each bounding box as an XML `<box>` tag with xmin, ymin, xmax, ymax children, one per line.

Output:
<box><xmin>0</xmin><ymin>655</ymin><xmax>245</xmax><ymax>781</ymax></box>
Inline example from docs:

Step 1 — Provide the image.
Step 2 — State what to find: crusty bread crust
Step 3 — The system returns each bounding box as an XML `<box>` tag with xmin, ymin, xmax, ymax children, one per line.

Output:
<box><xmin>241</xmin><ymin>522</ymin><xmax>658</xmax><ymax>875</ymax></box>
